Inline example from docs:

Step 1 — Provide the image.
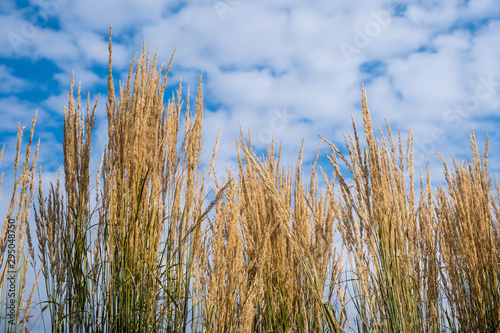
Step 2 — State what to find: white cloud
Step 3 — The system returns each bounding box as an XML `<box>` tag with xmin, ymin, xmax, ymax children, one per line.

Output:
<box><xmin>1</xmin><ymin>3</ymin><xmax>500</xmax><ymax>330</ymax></box>
<box><xmin>462</xmin><ymin>0</ymin><xmax>500</xmax><ymax>18</ymax></box>
<box><xmin>0</xmin><ymin>96</ymin><xmax>45</xmax><ymax>132</ymax></box>
<box><xmin>0</xmin><ymin>0</ymin><xmax>15</xmax><ymax>14</ymax></box>
<box><xmin>0</xmin><ymin>65</ymin><xmax>30</xmax><ymax>93</ymax></box>
<box><xmin>0</xmin><ymin>0</ymin><xmax>499</xmax><ymax>218</ymax></box>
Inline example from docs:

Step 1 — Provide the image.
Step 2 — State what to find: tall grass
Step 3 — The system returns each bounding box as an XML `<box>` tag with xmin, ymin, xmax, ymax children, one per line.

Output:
<box><xmin>321</xmin><ymin>88</ymin><xmax>442</xmax><ymax>332</ymax></box>
<box><xmin>35</xmin><ymin>28</ymin><xmax>222</xmax><ymax>332</ymax></box>
<box><xmin>1</xmin><ymin>115</ymin><xmax>40</xmax><ymax>332</ymax></box>
<box><xmin>194</xmin><ymin>136</ymin><xmax>345</xmax><ymax>332</ymax></box>
<box><xmin>1</xmin><ymin>30</ymin><xmax>499</xmax><ymax>332</ymax></box>
<box><xmin>435</xmin><ymin>131</ymin><xmax>500</xmax><ymax>332</ymax></box>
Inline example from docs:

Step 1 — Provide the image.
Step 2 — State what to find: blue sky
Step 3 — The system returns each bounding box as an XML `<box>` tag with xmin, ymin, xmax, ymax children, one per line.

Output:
<box><xmin>1</xmin><ymin>0</ymin><xmax>500</xmax><ymax>187</ymax></box>
<box><xmin>0</xmin><ymin>0</ymin><xmax>500</xmax><ymax>329</ymax></box>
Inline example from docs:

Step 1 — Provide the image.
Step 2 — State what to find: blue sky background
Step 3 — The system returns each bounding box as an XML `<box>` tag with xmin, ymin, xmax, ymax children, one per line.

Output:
<box><xmin>1</xmin><ymin>0</ymin><xmax>500</xmax><ymax>330</ymax></box>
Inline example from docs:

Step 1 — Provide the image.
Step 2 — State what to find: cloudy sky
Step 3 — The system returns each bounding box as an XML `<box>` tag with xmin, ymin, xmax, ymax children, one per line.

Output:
<box><xmin>1</xmin><ymin>0</ymin><xmax>500</xmax><ymax>330</ymax></box>
<box><xmin>1</xmin><ymin>0</ymin><xmax>500</xmax><ymax>190</ymax></box>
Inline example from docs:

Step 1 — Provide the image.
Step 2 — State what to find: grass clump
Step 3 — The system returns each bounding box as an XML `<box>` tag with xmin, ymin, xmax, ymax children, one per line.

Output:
<box><xmin>0</xmin><ymin>115</ymin><xmax>40</xmax><ymax>332</ymax></box>
<box><xmin>435</xmin><ymin>131</ymin><xmax>500</xmax><ymax>332</ymax></box>
<box><xmin>1</xmin><ymin>29</ymin><xmax>499</xmax><ymax>332</ymax></box>
<box><xmin>321</xmin><ymin>87</ymin><xmax>442</xmax><ymax>332</ymax></box>
<box><xmin>195</xmin><ymin>136</ymin><xmax>345</xmax><ymax>332</ymax></box>
<box><xmin>34</xmin><ymin>28</ymin><xmax>221</xmax><ymax>332</ymax></box>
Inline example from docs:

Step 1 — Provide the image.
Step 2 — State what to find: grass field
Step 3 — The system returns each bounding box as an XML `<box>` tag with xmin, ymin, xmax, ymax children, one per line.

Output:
<box><xmin>1</xmin><ymin>32</ymin><xmax>499</xmax><ymax>332</ymax></box>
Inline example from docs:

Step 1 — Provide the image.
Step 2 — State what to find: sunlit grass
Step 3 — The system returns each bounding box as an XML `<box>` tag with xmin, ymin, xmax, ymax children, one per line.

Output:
<box><xmin>1</xmin><ymin>28</ymin><xmax>499</xmax><ymax>332</ymax></box>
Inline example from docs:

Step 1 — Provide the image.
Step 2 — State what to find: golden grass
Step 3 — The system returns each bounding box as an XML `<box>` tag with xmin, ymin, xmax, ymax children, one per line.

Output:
<box><xmin>1</xmin><ymin>29</ymin><xmax>499</xmax><ymax>332</ymax></box>
<box><xmin>435</xmin><ymin>131</ymin><xmax>500</xmax><ymax>331</ymax></box>
<box><xmin>1</xmin><ymin>115</ymin><xmax>41</xmax><ymax>332</ymax></box>
<box><xmin>321</xmin><ymin>87</ymin><xmax>440</xmax><ymax>332</ymax></box>
<box><xmin>195</xmin><ymin>135</ymin><xmax>344</xmax><ymax>332</ymax></box>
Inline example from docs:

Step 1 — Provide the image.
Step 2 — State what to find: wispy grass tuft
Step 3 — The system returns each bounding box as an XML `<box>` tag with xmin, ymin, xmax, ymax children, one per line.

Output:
<box><xmin>436</xmin><ymin>130</ymin><xmax>500</xmax><ymax>332</ymax></box>
<box><xmin>1</xmin><ymin>114</ymin><xmax>40</xmax><ymax>332</ymax></box>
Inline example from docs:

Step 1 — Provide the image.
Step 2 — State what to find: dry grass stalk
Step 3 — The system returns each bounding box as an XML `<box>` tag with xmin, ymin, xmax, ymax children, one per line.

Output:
<box><xmin>195</xmin><ymin>128</ymin><xmax>345</xmax><ymax>332</ymax></box>
<box><xmin>35</xmin><ymin>69</ymin><xmax>98</xmax><ymax>330</ymax></box>
<box><xmin>35</xmin><ymin>26</ymin><xmax>222</xmax><ymax>332</ymax></box>
<box><xmin>1</xmin><ymin>114</ymin><xmax>40</xmax><ymax>332</ymax></box>
<box><xmin>321</xmin><ymin>86</ymin><xmax>441</xmax><ymax>332</ymax></box>
<box><xmin>435</xmin><ymin>130</ymin><xmax>500</xmax><ymax>331</ymax></box>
